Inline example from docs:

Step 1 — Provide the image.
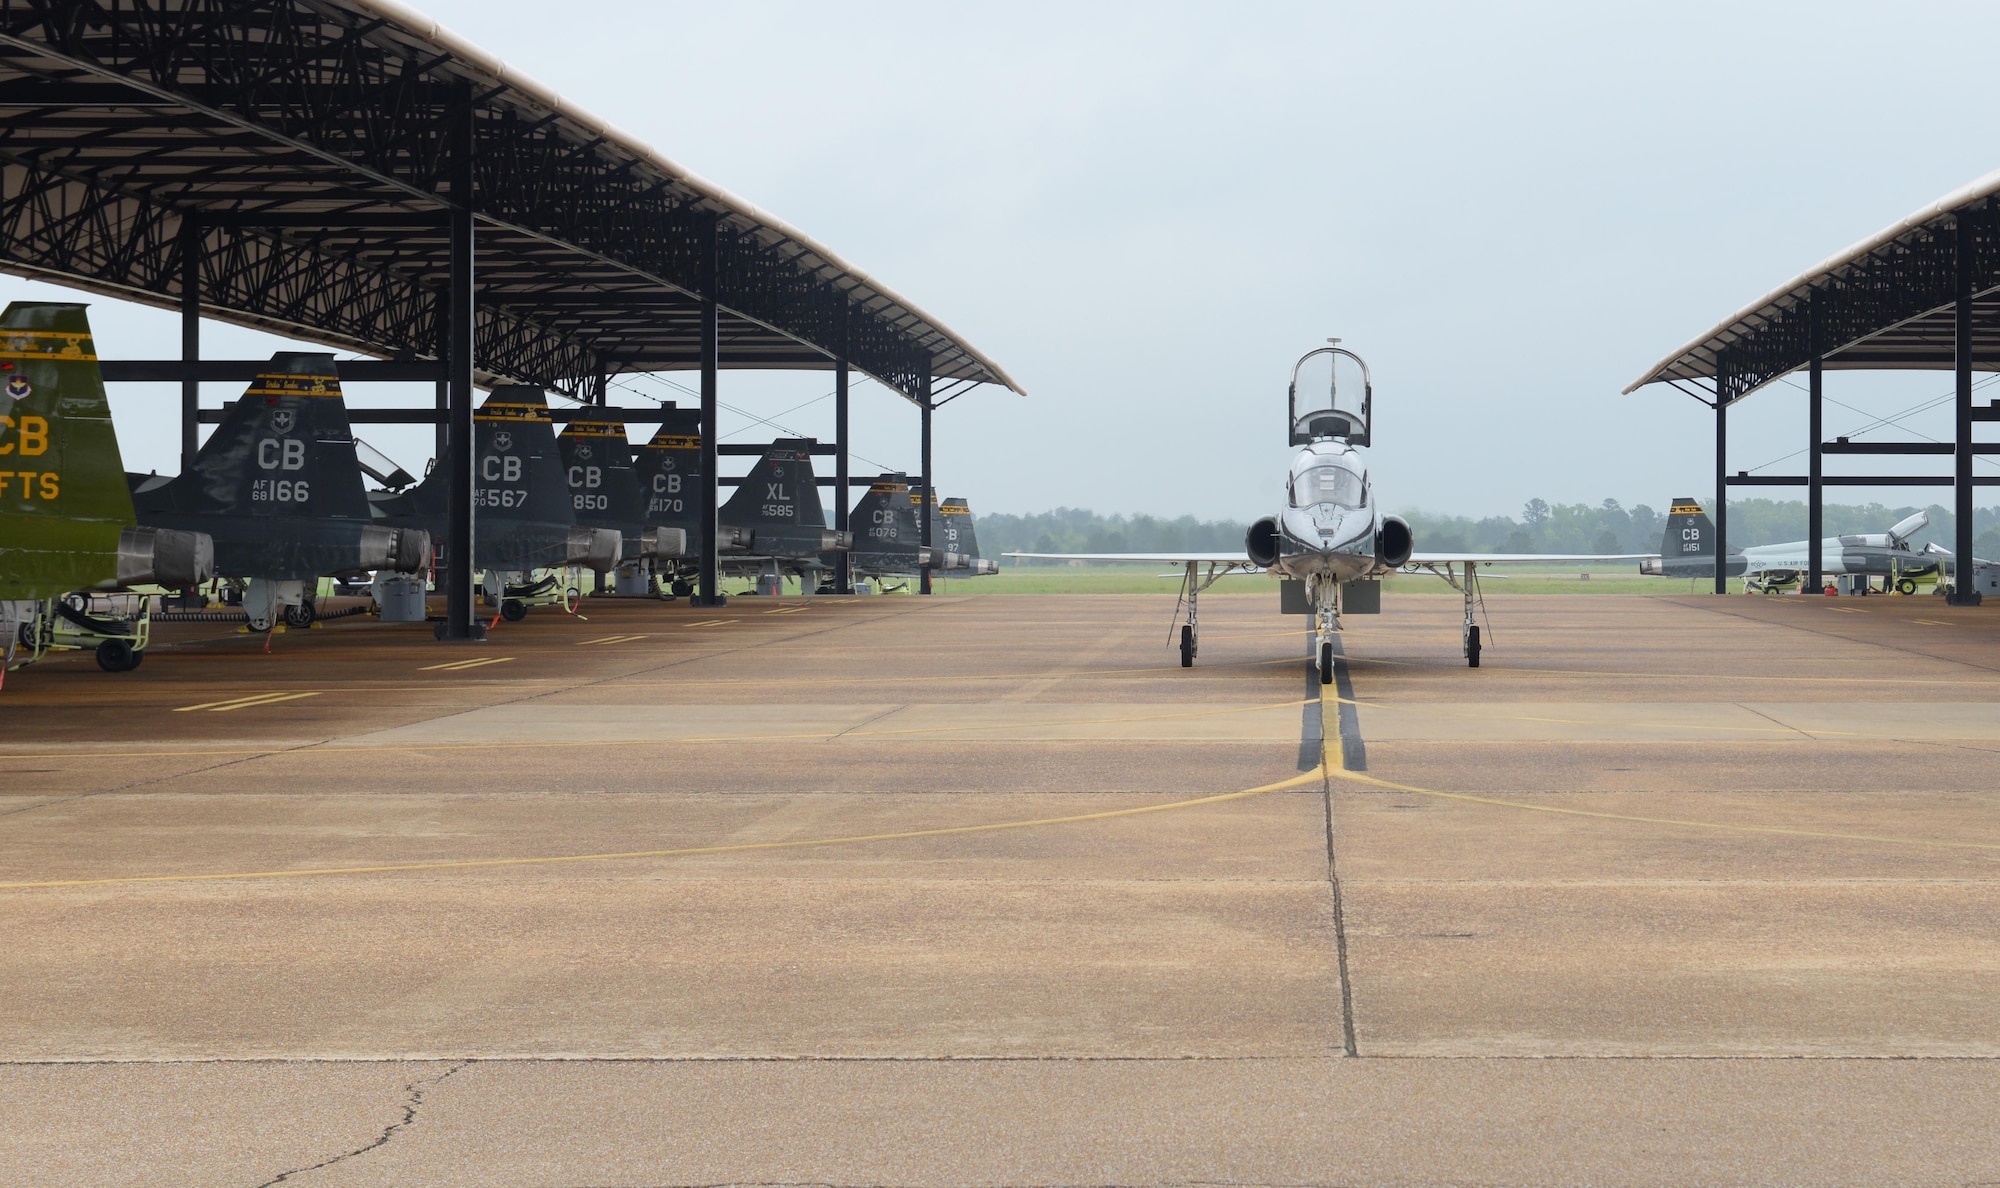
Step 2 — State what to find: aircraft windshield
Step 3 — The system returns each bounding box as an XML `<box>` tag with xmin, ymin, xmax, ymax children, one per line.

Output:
<box><xmin>1293</xmin><ymin>465</ymin><xmax>1363</xmax><ymax>509</ymax></box>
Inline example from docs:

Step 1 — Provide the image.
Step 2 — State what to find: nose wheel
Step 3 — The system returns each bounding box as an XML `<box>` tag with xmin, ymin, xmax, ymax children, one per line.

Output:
<box><xmin>1319</xmin><ymin>639</ymin><xmax>1334</xmax><ymax>684</ymax></box>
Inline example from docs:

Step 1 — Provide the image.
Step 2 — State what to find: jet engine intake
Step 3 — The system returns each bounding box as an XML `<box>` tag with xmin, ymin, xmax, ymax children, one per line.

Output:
<box><xmin>113</xmin><ymin>526</ymin><xmax>215</xmax><ymax>588</ymax></box>
<box><xmin>1246</xmin><ymin>516</ymin><xmax>1281</xmax><ymax>568</ymax></box>
<box><xmin>819</xmin><ymin>529</ymin><xmax>854</xmax><ymax>552</ymax></box>
<box><xmin>566</xmin><ymin>526</ymin><xmax>624</xmax><ymax>571</ymax></box>
<box><xmin>358</xmin><ymin>525</ymin><xmax>431</xmax><ymax>573</ymax></box>
<box><xmin>644</xmin><ymin>527</ymin><xmax>689</xmax><ymax>558</ymax></box>
<box><xmin>1376</xmin><ymin>515</ymin><xmax>1413</xmax><ymax>569</ymax></box>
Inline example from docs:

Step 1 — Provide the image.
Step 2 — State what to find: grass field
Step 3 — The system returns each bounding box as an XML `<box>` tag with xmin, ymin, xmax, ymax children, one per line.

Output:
<box><xmin>937</xmin><ymin>565</ymin><xmax>1738</xmax><ymax>596</ymax></box>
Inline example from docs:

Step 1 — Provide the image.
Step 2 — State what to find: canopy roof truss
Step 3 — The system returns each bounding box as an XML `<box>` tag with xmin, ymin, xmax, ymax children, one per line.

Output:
<box><xmin>0</xmin><ymin>0</ymin><xmax>1018</xmax><ymax>402</ymax></box>
<box><xmin>1627</xmin><ymin>179</ymin><xmax>2000</xmax><ymax>406</ymax></box>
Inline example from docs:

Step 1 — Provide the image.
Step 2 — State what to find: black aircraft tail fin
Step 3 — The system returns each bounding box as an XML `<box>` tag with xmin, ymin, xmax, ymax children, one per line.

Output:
<box><xmin>141</xmin><ymin>353</ymin><xmax>371</xmax><ymax>520</ymax></box>
<box><xmin>1663</xmin><ymin>497</ymin><xmax>1715</xmax><ymax>561</ymax></box>
<box><xmin>556</xmin><ymin>408</ymin><xmax>645</xmax><ymax>527</ymax></box>
<box><xmin>634</xmin><ymin>409</ymin><xmax>701</xmax><ymax>536</ymax></box>
<box><xmin>852</xmin><ymin>473</ymin><xmax>918</xmax><ymax>549</ymax></box>
<box><xmin>936</xmin><ymin>496</ymin><xmax>996</xmax><ymax>574</ymax></box>
<box><xmin>721</xmin><ymin>438</ymin><xmax>842</xmax><ymax>549</ymax></box>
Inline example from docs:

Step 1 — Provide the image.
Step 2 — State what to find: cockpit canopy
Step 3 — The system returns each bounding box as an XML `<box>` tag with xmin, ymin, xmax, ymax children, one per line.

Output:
<box><xmin>1289</xmin><ymin>345</ymin><xmax>1372</xmax><ymax>447</ymax></box>
<box><xmin>1290</xmin><ymin>450</ymin><xmax>1366</xmax><ymax>510</ymax></box>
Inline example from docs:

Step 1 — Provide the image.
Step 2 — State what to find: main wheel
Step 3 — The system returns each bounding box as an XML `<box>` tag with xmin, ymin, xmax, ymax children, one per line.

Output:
<box><xmin>1466</xmin><ymin>624</ymin><xmax>1482</xmax><ymax>668</ymax></box>
<box><xmin>282</xmin><ymin>599</ymin><xmax>316</xmax><ymax>628</ymax></box>
<box><xmin>670</xmin><ymin>580</ymin><xmax>694</xmax><ymax>598</ymax></box>
<box><xmin>1179</xmin><ymin>624</ymin><xmax>1194</xmax><ymax>668</ymax></box>
<box><xmin>1897</xmin><ymin>578</ymin><xmax>1917</xmax><ymax>595</ymax></box>
<box><xmin>500</xmin><ymin>599</ymin><xmax>528</xmax><ymax>622</ymax></box>
<box><xmin>1319</xmin><ymin>640</ymin><xmax>1334</xmax><ymax>685</ymax></box>
<box><xmin>95</xmin><ymin>638</ymin><xmax>135</xmax><ymax>672</ymax></box>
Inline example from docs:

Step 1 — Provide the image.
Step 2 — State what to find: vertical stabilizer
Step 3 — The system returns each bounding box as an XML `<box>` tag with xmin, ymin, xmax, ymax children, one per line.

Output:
<box><xmin>635</xmin><ymin>409</ymin><xmax>702</xmax><ymax>544</ymax></box>
<box><xmin>854</xmin><ymin>474</ymin><xmax>919</xmax><ymax>549</ymax></box>
<box><xmin>139</xmin><ymin>353</ymin><xmax>370</xmax><ymax>520</ymax></box>
<box><xmin>720</xmin><ymin>438</ymin><xmax>839</xmax><ymax>556</ymax></box>
<box><xmin>1663</xmin><ymin>497</ymin><xmax>1715</xmax><ymax>563</ymax></box>
<box><xmin>0</xmin><ymin>303</ymin><xmax>137</xmax><ymax>597</ymax></box>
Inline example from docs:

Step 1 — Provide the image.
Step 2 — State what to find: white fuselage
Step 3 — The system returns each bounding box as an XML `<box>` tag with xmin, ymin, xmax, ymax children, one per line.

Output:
<box><xmin>1272</xmin><ymin>439</ymin><xmax>1380</xmax><ymax>584</ymax></box>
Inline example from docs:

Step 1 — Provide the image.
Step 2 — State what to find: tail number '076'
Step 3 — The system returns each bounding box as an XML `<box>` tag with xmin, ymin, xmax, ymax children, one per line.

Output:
<box><xmin>251</xmin><ymin>478</ymin><xmax>310</xmax><ymax>502</ymax></box>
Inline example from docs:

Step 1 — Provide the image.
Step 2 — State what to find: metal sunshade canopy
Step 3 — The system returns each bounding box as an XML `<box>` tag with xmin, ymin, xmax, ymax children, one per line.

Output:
<box><xmin>1626</xmin><ymin>167</ymin><xmax>2000</xmax><ymax>405</ymax></box>
<box><xmin>0</xmin><ymin>0</ymin><xmax>1020</xmax><ymax>403</ymax></box>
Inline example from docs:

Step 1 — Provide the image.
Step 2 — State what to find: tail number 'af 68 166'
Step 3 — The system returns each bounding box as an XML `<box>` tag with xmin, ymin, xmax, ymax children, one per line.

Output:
<box><xmin>252</xmin><ymin>478</ymin><xmax>310</xmax><ymax>502</ymax></box>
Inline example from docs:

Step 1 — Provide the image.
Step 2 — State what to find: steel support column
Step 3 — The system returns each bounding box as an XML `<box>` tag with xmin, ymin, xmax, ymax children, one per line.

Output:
<box><xmin>1713</xmin><ymin>379</ymin><xmax>1728</xmax><ymax>595</ymax></box>
<box><xmin>438</xmin><ymin>84</ymin><xmax>483</xmax><ymax>641</ymax></box>
<box><xmin>834</xmin><ymin>358</ymin><xmax>852</xmax><ymax>594</ymax></box>
<box><xmin>1807</xmin><ymin>316</ymin><xmax>1824</xmax><ymax>592</ymax></box>
<box><xmin>919</xmin><ymin>371</ymin><xmax>934</xmax><ymax>595</ymax></box>
<box><xmin>178</xmin><ymin>216</ymin><xmax>199</xmax><ymax>473</ymax></box>
<box><xmin>433</xmin><ymin>299</ymin><xmax>449</xmax><ymax>462</ymax></box>
<box><xmin>693</xmin><ymin>220</ymin><xmax>724</xmax><ymax>608</ymax></box>
<box><xmin>1952</xmin><ymin>212</ymin><xmax>1982</xmax><ymax>604</ymax></box>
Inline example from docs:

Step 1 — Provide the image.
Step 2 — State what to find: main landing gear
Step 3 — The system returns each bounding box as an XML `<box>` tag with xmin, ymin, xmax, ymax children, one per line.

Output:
<box><xmin>1173</xmin><ymin>560</ymin><xmax>1252</xmax><ymax>669</ymax></box>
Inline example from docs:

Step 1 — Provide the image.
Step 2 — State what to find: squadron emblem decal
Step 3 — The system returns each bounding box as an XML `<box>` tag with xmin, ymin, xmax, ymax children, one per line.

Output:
<box><xmin>575</xmin><ymin>443</ymin><xmax>592</xmax><ymax>460</ymax></box>
<box><xmin>492</xmin><ymin>431</ymin><xmax>514</xmax><ymax>452</ymax></box>
<box><xmin>270</xmin><ymin>409</ymin><xmax>296</xmax><ymax>434</ymax></box>
<box><xmin>4</xmin><ymin>375</ymin><xmax>30</xmax><ymax>403</ymax></box>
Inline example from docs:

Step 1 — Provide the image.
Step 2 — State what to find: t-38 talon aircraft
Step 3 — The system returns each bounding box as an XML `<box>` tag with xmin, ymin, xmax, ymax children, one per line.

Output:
<box><xmin>373</xmin><ymin>385</ymin><xmax>621</xmax><ymax>619</ymax></box>
<box><xmin>833</xmin><ymin>473</ymin><xmax>984</xmax><ymax>587</ymax></box>
<box><xmin>1641</xmin><ymin>498</ymin><xmax>1949</xmax><ymax>593</ymax></box>
<box><xmin>1</xmin><ymin>302</ymin><xmax>212</xmax><ymax>674</ymax></box>
<box><xmin>1010</xmin><ymin>342</ymin><xmax>1645</xmax><ymax>679</ymax></box>
<box><xmin>555</xmin><ymin>408</ymin><xmax>686</xmax><ymax>593</ymax></box>
<box><xmin>130</xmin><ymin>353</ymin><xmax>430</xmax><ymax>631</ymax></box>
<box><xmin>921</xmin><ymin>492</ymin><xmax>1000</xmax><ymax>577</ymax></box>
<box><xmin>716</xmin><ymin>439</ymin><xmax>853</xmax><ymax>593</ymax></box>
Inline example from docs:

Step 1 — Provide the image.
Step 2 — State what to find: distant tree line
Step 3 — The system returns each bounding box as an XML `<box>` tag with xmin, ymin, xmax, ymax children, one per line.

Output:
<box><xmin>983</xmin><ymin>500</ymin><xmax>2000</xmax><ymax>563</ymax></box>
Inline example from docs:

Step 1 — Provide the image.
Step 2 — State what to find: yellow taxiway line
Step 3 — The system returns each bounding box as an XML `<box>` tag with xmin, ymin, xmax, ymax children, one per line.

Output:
<box><xmin>418</xmin><ymin>656</ymin><xmax>516</xmax><ymax>672</ymax></box>
<box><xmin>172</xmin><ymin>691</ymin><xmax>322</xmax><ymax>713</ymax></box>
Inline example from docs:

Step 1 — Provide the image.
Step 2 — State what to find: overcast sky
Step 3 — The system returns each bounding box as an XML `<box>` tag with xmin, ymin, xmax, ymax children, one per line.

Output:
<box><xmin>10</xmin><ymin>0</ymin><xmax>2000</xmax><ymax>521</ymax></box>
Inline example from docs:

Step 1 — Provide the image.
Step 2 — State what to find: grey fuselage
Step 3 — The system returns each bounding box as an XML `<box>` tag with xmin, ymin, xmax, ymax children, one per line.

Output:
<box><xmin>1265</xmin><ymin>439</ymin><xmax>1384</xmax><ymax>584</ymax></box>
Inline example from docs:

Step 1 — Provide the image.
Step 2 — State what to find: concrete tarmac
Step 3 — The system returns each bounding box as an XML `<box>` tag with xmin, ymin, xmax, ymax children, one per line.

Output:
<box><xmin>1</xmin><ymin>589</ymin><xmax>1997</xmax><ymax>1184</ymax></box>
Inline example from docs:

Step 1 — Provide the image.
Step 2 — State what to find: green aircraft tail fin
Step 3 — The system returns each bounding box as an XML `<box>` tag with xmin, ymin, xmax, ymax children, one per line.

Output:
<box><xmin>0</xmin><ymin>302</ymin><xmax>138</xmax><ymax>598</ymax></box>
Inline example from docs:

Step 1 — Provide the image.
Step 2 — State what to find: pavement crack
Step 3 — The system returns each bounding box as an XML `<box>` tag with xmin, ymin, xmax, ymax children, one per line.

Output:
<box><xmin>254</xmin><ymin>1060</ymin><xmax>467</xmax><ymax>1186</ymax></box>
<box><xmin>1313</xmin><ymin>633</ymin><xmax>1361</xmax><ymax>1059</ymax></box>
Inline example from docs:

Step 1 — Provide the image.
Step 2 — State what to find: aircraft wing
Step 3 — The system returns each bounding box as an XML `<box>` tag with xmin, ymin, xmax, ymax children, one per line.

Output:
<box><xmin>1004</xmin><ymin>551</ymin><xmax>1258</xmax><ymax>565</ymax></box>
<box><xmin>1408</xmin><ymin>552</ymin><xmax>1655</xmax><ymax>565</ymax></box>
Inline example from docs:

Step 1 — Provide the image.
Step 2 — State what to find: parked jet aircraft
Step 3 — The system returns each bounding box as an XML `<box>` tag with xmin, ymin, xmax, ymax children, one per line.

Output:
<box><xmin>1642</xmin><ymin>498</ymin><xmax>1945</xmax><ymax>592</ymax></box>
<box><xmin>555</xmin><ymin>408</ymin><xmax>686</xmax><ymax>592</ymax></box>
<box><xmin>1010</xmin><ymin>343</ymin><xmax>1644</xmax><ymax>676</ymax></box>
<box><xmin>632</xmin><ymin>421</ymin><xmax>850</xmax><ymax>595</ymax></box>
<box><xmin>1</xmin><ymin>301</ymin><xmax>212</xmax><ymax>672</ymax></box>
<box><xmin>130</xmin><ymin>354</ymin><xmax>429</xmax><ymax>631</ymax></box>
<box><xmin>922</xmin><ymin>492</ymin><xmax>1000</xmax><ymax>576</ymax></box>
<box><xmin>373</xmin><ymin>385</ymin><xmax>620</xmax><ymax>619</ymax></box>
<box><xmin>835</xmin><ymin>474</ymin><xmax>975</xmax><ymax>585</ymax></box>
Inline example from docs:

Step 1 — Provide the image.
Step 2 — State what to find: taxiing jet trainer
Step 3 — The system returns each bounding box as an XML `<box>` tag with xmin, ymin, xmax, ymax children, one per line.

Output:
<box><xmin>131</xmin><ymin>353</ymin><xmax>429</xmax><ymax>631</ymax></box>
<box><xmin>1</xmin><ymin>302</ymin><xmax>212</xmax><ymax>672</ymax></box>
<box><xmin>1011</xmin><ymin>343</ymin><xmax>1645</xmax><ymax>676</ymax></box>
